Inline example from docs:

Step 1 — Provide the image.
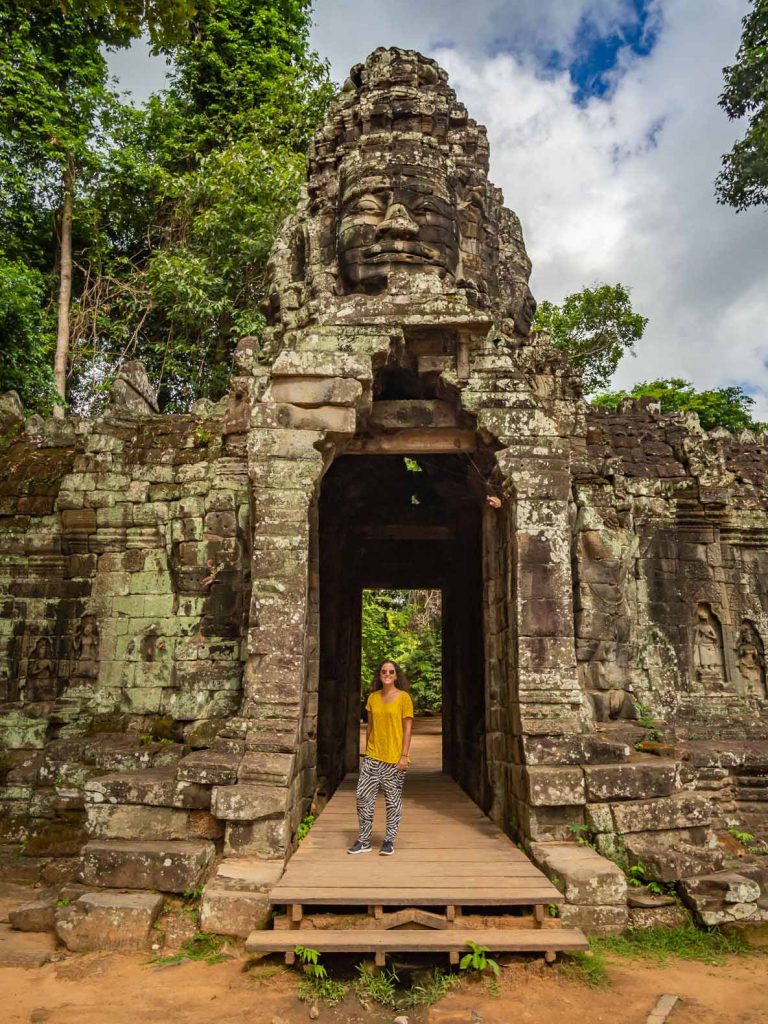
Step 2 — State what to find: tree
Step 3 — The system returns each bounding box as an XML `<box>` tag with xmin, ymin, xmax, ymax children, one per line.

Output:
<box><xmin>0</xmin><ymin>258</ymin><xmax>57</xmax><ymax>412</ymax></box>
<box><xmin>0</xmin><ymin>3</ymin><xmax>129</xmax><ymax>412</ymax></box>
<box><xmin>716</xmin><ymin>0</ymin><xmax>768</xmax><ymax>210</ymax></box>
<box><xmin>73</xmin><ymin>0</ymin><xmax>333</xmax><ymax>410</ymax></box>
<box><xmin>591</xmin><ymin>378</ymin><xmax>765</xmax><ymax>432</ymax></box>
<box><xmin>532</xmin><ymin>283</ymin><xmax>647</xmax><ymax>394</ymax></box>
<box><xmin>0</xmin><ymin>2</ymin><xmax>332</xmax><ymax>414</ymax></box>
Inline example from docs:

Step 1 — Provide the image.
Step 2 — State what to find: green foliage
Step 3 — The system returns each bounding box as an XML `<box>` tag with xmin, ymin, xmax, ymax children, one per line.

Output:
<box><xmin>182</xmin><ymin>883</ymin><xmax>205</xmax><ymax>905</ymax></box>
<box><xmin>625</xmin><ymin>863</ymin><xmax>676</xmax><ymax>897</ymax></box>
<box><xmin>295</xmin><ymin>946</ymin><xmax>348</xmax><ymax>1006</ymax></box>
<box><xmin>593</xmin><ymin>925</ymin><xmax>754</xmax><ymax>965</ymax></box>
<box><xmin>729</xmin><ymin>828</ymin><xmax>756</xmax><ymax>844</ymax></box>
<box><xmin>459</xmin><ymin>940</ymin><xmax>500</xmax><ymax>978</ymax></box>
<box><xmin>361</xmin><ymin>589</ymin><xmax>442</xmax><ymax>714</ymax></box>
<box><xmin>592</xmin><ymin>378</ymin><xmax>765</xmax><ymax>433</ymax></box>
<box><xmin>532</xmin><ymin>283</ymin><xmax>647</xmax><ymax>394</ymax></box>
<box><xmin>296</xmin><ymin>814</ymin><xmax>315</xmax><ymax>843</ymax></box>
<box><xmin>567</xmin><ymin>822</ymin><xmax>596</xmax><ymax>848</ymax></box>
<box><xmin>0</xmin><ymin>1</ymin><xmax>332</xmax><ymax>411</ymax></box>
<box><xmin>632</xmin><ymin>698</ymin><xmax>665</xmax><ymax>742</ymax></box>
<box><xmin>293</xmin><ymin>945</ymin><xmax>325</xmax><ymax>977</ymax></box>
<box><xmin>727</xmin><ymin>827</ymin><xmax>766</xmax><ymax>855</ymax></box>
<box><xmin>297</xmin><ymin>975</ymin><xmax>348</xmax><ymax>1007</ymax></box>
<box><xmin>560</xmin><ymin>949</ymin><xmax>609</xmax><ymax>987</ymax></box>
<box><xmin>353</xmin><ymin>962</ymin><xmax>399</xmax><ymax>1008</ymax></box>
<box><xmin>0</xmin><ymin>258</ymin><xmax>57</xmax><ymax>413</ymax></box>
<box><xmin>716</xmin><ymin>1</ymin><xmax>768</xmax><ymax>209</ymax></box>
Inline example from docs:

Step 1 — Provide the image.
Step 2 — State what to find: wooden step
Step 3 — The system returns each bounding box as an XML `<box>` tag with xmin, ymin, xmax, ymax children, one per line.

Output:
<box><xmin>270</xmin><ymin>885</ymin><xmax>561</xmax><ymax>906</ymax></box>
<box><xmin>245</xmin><ymin>926</ymin><xmax>588</xmax><ymax>956</ymax></box>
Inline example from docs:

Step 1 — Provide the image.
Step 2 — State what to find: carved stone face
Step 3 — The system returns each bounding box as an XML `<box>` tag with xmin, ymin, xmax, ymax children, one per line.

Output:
<box><xmin>337</xmin><ymin>164</ymin><xmax>460</xmax><ymax>291</ymax></box>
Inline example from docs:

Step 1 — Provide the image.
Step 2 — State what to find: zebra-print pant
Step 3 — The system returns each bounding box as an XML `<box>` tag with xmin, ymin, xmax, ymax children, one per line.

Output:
<box><xmin>355</xmin><ymin>756</ymin><xmax>407</xmax><ymax>844</ymax></box>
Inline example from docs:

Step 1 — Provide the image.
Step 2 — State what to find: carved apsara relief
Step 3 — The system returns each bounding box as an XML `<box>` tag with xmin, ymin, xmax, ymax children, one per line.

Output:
<box><xmin>72</xmin><ymin>613</ymin><xmax>100</xmax><ymax>679</ymax></box>
<box><xmin>737</xmin><ymin>620</ymin><xmax>766</xmax><ymax>698</ymax></box>
<box><xmin>693</xmin><ymin>602</ymin><xmax>726</xmax><ymax>690</ymax></box>
<box><xmin>26</xmin><ymin>637</ymin><xmax>57</xmax><ymax>701</ymax></box>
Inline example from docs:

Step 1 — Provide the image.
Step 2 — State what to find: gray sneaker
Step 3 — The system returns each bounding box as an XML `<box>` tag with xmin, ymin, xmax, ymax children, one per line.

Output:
<box><xmin>347</xmin><ymin>840</ymin><xmax>372</xmax><ymax>855</ymax></box>
<box><xmin>380</xmin><ymin>840</ymin><xmax>395</xmax><ymax>856</ymax></box>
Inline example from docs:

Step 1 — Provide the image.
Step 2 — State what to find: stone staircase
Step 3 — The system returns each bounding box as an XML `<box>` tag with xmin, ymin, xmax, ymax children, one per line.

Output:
<box><xmin>732</xmin><ymin>767</ymin><xmax>768</xmax><ymax>845</ymax></box>
<box><xmin>524</xmin><ymin>726</ymin><xmax>729</xmax><ymax>932</ymax></box>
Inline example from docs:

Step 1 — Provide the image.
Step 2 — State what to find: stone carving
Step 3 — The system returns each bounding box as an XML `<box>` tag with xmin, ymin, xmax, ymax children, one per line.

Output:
<box><xmin>26</xmin><ymin>637</ymin><xmax>56</xmax><ymax>701</ymax></box>
<box><xmin>693</xmin><ymin>603</ymin><xmax>726</xmax><ymax>688</ymax></box>
<box><xmin>337</xmin><ymin>158</ymin><xmax>460</xmax><ymax>292</ymax></box>
<box><xmin>111</xmin><ymin>361</ymin><xmax>159</xmax><ymax>416</ymax></box>
<box><xmin>72</xmin><ymin>614</ymin><xmax>99</xmax><ymax>678</ymax></box>
<box><xmin>737</xmin><ymin>620</ymin><xmax>766</xmax><ymax>698</ymax></box>
<box><xmin>263</xmin><ymin>47</ymin><xmax>536</xmax><ymax>344</ymax></box>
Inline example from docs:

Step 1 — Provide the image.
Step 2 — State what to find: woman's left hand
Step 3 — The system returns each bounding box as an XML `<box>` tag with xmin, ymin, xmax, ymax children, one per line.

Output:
<box><xmin>396</xmin><ymin>757</ymin><xmax>408</xmax><ymax>772</ymax></box>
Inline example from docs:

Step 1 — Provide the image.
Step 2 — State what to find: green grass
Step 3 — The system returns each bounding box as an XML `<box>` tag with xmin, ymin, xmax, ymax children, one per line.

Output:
<box><xmin>297</xmin><ymin>975</ymin><xmax>348</xmax><ymax>1006</ymax></box>
<box><xmin>560</xmin><ymin>949</ymin><xmax>610</xmax><ymax>987</ymax></box>
<box><xmin>149</xmin><ymin>931</ymin><xmax>228</xmax><ymax>966</ymax></box>
<box><xmin>594</xmin><ymin>925</ymin><xmax>756</xmax><ymax>965</ymax></box>
<box><xmin>397</xmin><ymin>967</ymin><xmax>462</xmax><ymax>1009</ymax></box>
<box><xmin>353</xmin><ymin>963</ymin><xmax>399</xmax><ymax>1008</ymax></box>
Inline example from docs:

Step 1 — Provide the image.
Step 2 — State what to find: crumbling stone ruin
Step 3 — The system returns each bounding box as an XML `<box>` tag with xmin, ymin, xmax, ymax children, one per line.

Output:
<box><xmin>1</xmin><ymin>48</ymin><xmax>767</xmax><ymax>951</ymax></box>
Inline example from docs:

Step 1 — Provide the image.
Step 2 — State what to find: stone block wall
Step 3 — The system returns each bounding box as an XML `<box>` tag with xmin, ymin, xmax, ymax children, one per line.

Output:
<box><xmin>0</xmin><ymin>407</ymin><xmax>250</xmax><ymax>841</ymax></box>
<box><xmin>574</xmin><ymin>400</ymin><xmax>768</xmax><ymax>740</ymax></box>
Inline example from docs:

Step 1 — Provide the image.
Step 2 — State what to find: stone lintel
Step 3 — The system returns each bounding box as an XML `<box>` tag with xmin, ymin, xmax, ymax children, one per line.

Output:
<box><xmin>345</xmin><ymin>427</ymin><xmax>476</xmax><ymax>454</ymax></box>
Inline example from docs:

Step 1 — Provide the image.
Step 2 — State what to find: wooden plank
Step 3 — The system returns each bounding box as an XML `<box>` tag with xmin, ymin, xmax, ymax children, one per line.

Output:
<box><xmin>274</xmin><ymin>864</ymin><xmax>540</xmax><ymax>880</ymax></box>
<box><xmin>270</xmin><ymin>889</ymin><xmax>562</xmax><ymax>906</ymax></box>
<box><xmin>246</xmin><ymin>927</ymin><xmax>589</xmax><ymax>955</ymax></box>
<box><xmin>275</xmin><ymin>874</ymin><xmax>554</xmax><ymax>888</ymax></box>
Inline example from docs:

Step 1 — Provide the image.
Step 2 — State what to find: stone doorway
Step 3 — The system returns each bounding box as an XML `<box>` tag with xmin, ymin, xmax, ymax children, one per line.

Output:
<box><xmin>316</xmin><ymin>449</ymin><xmax>515</xmax><ymax>824</ymax></box>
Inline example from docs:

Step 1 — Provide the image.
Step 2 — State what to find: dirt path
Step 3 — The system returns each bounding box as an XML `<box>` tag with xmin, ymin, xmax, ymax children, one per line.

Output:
<box><xmin>3</xmin><ymin>947</ymin><xmax>767</xmax><ymax>1024</ymax></box>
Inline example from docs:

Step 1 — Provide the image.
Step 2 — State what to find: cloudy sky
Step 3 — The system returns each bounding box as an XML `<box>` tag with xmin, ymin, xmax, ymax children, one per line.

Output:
<box><xmin>111</xmin><ymin>1</ymin><xmax>767</xmax><ymax>415</ymax></box>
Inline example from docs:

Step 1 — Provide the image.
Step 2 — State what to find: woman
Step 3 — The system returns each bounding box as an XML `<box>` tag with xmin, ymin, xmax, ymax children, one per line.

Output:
<box><xmin>347</xmin><ymin>659</ymin><xmax>414</xmax><ymax>856</ymax></box>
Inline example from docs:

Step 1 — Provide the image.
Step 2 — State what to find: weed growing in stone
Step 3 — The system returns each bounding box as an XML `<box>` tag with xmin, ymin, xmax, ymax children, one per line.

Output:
<box><xmin>567</xmin><ymin>822</ymin><xmax>596</xmax><ymax>848</ymax></box>
<box><xmin>296</xmin><ymin>814</ymin><xmax>315</xmax><ymax>843</ymax></box>
<box><xmin>632</xmin><ymin>698</ymin><xmax>665</xmax><ymax>741</ymax></box>
<box><xmin>626</xmin><ymin>863</ymin><xmax>676</xmax><ymax>897</ymax></box>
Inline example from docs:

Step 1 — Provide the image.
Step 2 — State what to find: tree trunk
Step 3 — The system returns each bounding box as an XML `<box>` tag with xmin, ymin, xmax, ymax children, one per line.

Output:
<box><xmin>53</xmin><ymin>155</ymin><xmax>75</xmax><ymax>418</ymax></box>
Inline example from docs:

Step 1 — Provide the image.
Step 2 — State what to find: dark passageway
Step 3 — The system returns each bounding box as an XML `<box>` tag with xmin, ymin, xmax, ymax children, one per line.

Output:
<box><xmin>317</xmin><ymin>453</ymin><xmax>493</xmax><ymax>811</ymax></box>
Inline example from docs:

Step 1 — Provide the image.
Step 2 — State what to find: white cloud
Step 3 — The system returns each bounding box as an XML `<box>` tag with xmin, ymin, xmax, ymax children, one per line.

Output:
<box><xmin>312</xmin><ymin>0</ymin><xmax>768</xmax><ymax>416</ymax></box>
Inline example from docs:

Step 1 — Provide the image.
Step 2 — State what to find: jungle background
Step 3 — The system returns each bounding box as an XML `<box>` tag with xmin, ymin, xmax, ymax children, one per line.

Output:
<box><xmin>360</xmin><ymin>589</ymin><xmax>442</xmax><ymax>715</ymax></box>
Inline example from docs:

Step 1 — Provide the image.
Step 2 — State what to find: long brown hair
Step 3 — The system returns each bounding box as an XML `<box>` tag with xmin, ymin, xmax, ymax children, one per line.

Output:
<box><xmin>372</xmin><ymin>659</ymin><xmax>409</xmax><ymax>692</ymax></box>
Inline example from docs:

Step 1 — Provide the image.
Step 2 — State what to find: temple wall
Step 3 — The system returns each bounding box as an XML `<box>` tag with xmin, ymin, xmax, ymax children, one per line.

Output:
<box><xmin>0</xmin><ymin>409</ymin><xmax>250</xmax><ymax>821</ymax></box>
<box><xmin>573</xmin><ymin>400</ymin><xmax>768</xmax><ymax>739</ymax></box>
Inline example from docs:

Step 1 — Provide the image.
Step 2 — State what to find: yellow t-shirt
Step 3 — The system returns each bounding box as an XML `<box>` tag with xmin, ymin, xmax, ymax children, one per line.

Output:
<box><xmin>365</xmin><ymin>689</ymin><xmax>414</xmax><ymax>765</ymax></box>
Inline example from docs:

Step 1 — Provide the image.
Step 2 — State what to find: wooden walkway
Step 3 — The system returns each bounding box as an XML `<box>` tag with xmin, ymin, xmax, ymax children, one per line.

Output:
<box><xmin>269</xmin><ymin>771</ymin><xmax>561</xmax><ymax>908</ymax></box>
<box><xmin>246</xmin><ymin>741</ymin><xmax>587</xmax><ymax>962</ymax></box>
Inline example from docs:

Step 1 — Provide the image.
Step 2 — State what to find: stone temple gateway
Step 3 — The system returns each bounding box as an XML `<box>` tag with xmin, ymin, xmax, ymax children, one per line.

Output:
<box><xmin>1</xmin><ymin>49</ymin><xmax>768</xmax><ymax>948</ymax></box>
